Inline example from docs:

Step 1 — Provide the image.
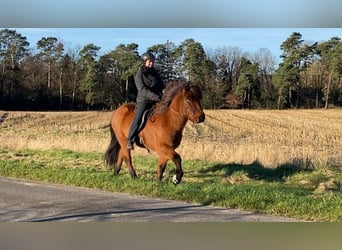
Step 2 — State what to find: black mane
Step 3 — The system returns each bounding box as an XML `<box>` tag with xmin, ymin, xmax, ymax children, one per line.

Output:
<box><xmin>154</xmin><ymin>80</ymin><xmax>202</xmax><ymax>114</ymax></box>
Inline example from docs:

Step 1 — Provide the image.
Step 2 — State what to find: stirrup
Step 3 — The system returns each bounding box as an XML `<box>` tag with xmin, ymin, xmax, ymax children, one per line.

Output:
<box><xmin>127</xmin><ymin>141</ymin><xmax>134</xmax><ymax>150</ymax></box>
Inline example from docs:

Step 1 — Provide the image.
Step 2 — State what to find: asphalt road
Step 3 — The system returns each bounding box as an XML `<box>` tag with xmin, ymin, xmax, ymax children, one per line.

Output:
<box><xmin>0</xmin><ymin>177</ymin><xmax>299</xmax><ymax>222</ymax></box>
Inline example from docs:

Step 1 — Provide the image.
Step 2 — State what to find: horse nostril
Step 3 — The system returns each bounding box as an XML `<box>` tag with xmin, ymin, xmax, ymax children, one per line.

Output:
<box><xmin>198</xmin><ymin>113</ymin><xmax>205</xmax><ymax>123</ymax></box>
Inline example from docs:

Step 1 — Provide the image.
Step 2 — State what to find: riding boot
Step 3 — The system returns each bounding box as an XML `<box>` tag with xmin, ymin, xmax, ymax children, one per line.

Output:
<box><xmin>127</xmin><ymin>101</ymin><xmax>154</xmax><ymax>150</ymax></box>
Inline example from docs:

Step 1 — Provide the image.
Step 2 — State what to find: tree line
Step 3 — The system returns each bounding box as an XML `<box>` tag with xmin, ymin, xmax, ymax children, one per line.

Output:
<box><xmin>1</xmin><ymin>29</ymin><xmax>341</xmax><ymax>110</ymax></box>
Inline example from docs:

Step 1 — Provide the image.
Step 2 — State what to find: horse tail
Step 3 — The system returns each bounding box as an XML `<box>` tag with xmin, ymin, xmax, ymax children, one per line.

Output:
<box><xmin>104</xmin><ymin>125</ymin><xmax>121</xmax><ymax>168</ymax></box>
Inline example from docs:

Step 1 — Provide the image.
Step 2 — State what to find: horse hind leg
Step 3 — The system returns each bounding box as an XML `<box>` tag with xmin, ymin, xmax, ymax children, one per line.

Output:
<box><xmin>122</xmin><ymin>149</ymin><xmax>137</xmax><ymax>179</ymax></box>
<box><xmin>113</xmin><ymin>150</ymin><xmax>123</xmax><ymax>175</ymax></box>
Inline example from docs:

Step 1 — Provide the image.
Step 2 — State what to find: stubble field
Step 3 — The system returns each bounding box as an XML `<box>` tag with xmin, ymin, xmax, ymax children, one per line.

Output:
<box><xmin>1</xmin><ymin>109</ymin><xmax>341</xmax><ymax>169</ymax></box>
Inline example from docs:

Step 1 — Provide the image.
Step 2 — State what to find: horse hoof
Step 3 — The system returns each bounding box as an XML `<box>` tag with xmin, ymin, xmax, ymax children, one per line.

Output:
<box><xmin>172</xmin><ymin>175</ymin><xmax>180</xmax><ymax>185</ymax></box>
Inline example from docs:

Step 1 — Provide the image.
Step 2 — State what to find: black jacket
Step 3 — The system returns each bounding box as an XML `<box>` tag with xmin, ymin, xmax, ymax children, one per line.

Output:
<box><xmin>135</xmin><ymin>65</ymin><xmax>164</xmax><ymax>103</ymax></box>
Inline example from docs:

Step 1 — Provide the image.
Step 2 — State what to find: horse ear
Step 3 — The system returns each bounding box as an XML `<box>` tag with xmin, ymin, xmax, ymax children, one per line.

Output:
<box><xmin>182</xmin><ymin>83</ymin><xmax>190</xmax><ymax>94</ymax></box>
<box><xmin>183</xmin><ymin>83</ymin><xmax>192</xmax><ymax>95</ymax></box>
<box><xmin>182</xmin><ymin>87</ymin><xmax>190</xmax><ymax>99</ymax></box>
<box><xmin>184</xmin><ymin>82</ymin><xmax>191</xmax><ymax>90</ymax></box>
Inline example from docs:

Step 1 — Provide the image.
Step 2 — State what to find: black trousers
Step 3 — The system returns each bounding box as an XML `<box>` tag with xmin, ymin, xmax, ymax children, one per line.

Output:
<box><xmin>127</xmin><ymin>101</ymin><xmax>154</xmax><ymax>143</ymax></box>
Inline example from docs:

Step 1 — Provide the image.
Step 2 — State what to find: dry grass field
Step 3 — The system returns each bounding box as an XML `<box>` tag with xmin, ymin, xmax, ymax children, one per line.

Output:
<box><xmin>0</xmin><ymin>109</ymin><xmax>341</xmax><ymax>169</ymax></box>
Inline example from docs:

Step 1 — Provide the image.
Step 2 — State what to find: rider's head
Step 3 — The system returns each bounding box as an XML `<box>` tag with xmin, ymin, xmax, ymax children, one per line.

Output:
<box><xmin>141</xmin><ymin>52</ymin><xmax>155</xmax><ymax>67</ymax></box>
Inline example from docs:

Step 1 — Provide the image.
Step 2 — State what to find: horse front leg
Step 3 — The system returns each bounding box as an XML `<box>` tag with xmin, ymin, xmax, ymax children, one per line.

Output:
<box><xmin>156</xmin><ymin>156</ymin><xmax>169</xmax><ymax>181</ymax></box>
<box><xmin>171</xmin><ymin>152</ymin><xmax>183</xmax><ymax>185</ymax></box>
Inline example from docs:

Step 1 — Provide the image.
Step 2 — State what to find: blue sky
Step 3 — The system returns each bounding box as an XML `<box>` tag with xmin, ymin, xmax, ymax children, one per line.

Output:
<box><xmin>12</xmin><ymin>28</ymin><xmax>342</xmax><ymax>63</ymax></box>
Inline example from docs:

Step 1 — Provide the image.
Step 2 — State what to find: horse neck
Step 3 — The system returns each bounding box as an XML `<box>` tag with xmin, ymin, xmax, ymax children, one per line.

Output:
<box><xmin>168</xmin><ymin>94</ymin><xmax>188</xmax><ymax>129</ymax></box>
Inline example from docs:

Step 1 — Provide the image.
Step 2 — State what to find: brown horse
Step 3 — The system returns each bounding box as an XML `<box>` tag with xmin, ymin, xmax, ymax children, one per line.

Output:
<box><xmin>104</xmin><ymin>80</ymin><xmax>205</xmax><ymax>184</ymax></box>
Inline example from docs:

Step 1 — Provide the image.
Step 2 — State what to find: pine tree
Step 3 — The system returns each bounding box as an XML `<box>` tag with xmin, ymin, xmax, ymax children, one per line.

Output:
<box><xmin>78</xmin><ymin>43</ymin><xmax>100</xmax><ymax>109</ymax></box>
<box><xmin>0</xmin><ymin>29</ymin><xmax>29</xmax><ymax>105</ymax></box>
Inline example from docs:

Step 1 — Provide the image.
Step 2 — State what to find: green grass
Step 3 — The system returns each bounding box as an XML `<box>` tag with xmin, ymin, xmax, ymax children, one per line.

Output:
<box><xmin>0</xmin><ymin>148</ymin><xmax>341</xmax><ymax>222</ymax></box>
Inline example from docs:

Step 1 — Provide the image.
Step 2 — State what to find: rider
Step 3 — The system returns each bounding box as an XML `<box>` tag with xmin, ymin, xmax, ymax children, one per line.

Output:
<box><xmin>127</xmin><ymin>52</ymin><xmax>165</xmax><ymax>150</ymax></box>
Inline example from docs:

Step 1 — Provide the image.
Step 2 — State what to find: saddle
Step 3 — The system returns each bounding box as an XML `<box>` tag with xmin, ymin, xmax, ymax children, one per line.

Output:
<box><xmin>136</xmin><ymin>107</ymin><xmax>155</xmax><ymax>132</ymax></box>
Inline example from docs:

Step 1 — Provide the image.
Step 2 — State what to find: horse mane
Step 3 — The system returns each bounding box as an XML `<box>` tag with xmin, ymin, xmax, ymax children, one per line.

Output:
<box><xmin>154</xmin><ymin>79</ymin><xmax>202</xmax><ymax>114</ymax></box>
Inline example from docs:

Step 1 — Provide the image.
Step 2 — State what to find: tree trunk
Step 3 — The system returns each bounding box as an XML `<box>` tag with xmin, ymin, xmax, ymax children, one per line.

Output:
<box><xmin>289</xmin><ymin>87</ymin><xmax>292</xmax><ymax>108</ymax></box>
<box><xmin>277</xmin><ymin>93</ymin><xmax>281</xmax><ymax>109</ymax></box>
<box><xmin>71</xmin><ymin>71</ymin><xmax>78</xmax><ymax>110</ymax></box>
<box><xmin>48</xmin><ymin>61</ymin><xmax>51</xmax><ymax>89</ymax></box>
<box><xmin>247</xmin><ymin>86</ymin><xmax>251</xmax><ymax>108</ymax></box>
<box><xmin>315</xmin><ymin>89</ymin><xmax>319</xmax><ymax>108</ymax></box>
<box><xmin>325</xmin><ymin>69</ymin><xmax>334</xmax><ymax>109</ymax></box>
<box><xmin>71</xmin><ymin>85</ymin><xmax>76</xmax><ymax>110</ymax></box>
<box><xmin>59</xmin><ymin>70</ymin><xmax>63</xmax><ymax>109</ymax></box>
<box><xmin>296</xmin><ymin>84</ymin><xmax>300</xmax><ymax>108</ymax></box>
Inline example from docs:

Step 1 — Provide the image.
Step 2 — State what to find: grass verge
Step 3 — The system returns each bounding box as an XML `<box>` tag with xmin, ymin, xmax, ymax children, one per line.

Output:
<box><xmin>0</xmin><ymin>148</ymin><xmax>341</xmax><ymax>222</ymax></box>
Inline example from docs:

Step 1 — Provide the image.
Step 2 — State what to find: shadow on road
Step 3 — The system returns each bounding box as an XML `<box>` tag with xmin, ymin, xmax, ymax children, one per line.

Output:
<box><xmin>28</xmin><ymin>204</ymin><xmax>207</xmax><ymax>222</ymax></box>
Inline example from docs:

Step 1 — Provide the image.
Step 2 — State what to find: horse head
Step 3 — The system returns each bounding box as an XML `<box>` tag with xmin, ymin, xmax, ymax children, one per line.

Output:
<box><xmin>156</xmin><ymin>80</ymin><xmax>205</xmax><ymax>123</ymax></box>
<box><xmin>182</xmin><ymin>84</ymin><xmax>205</xmax><ymax>123</ymax></box>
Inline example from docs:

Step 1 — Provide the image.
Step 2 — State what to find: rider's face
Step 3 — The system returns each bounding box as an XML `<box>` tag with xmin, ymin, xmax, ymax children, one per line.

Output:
<box><xmin>145</xmin><ymin>59</ymin><xmax>154</xmax><ymax>68</ymax></box>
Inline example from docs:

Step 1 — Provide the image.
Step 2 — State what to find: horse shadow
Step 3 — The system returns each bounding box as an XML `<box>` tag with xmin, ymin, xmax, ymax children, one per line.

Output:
<box><xmin>198</xmin><ymin>160</ymin><xmax>313</xmax><ymax>183</ymax></box>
